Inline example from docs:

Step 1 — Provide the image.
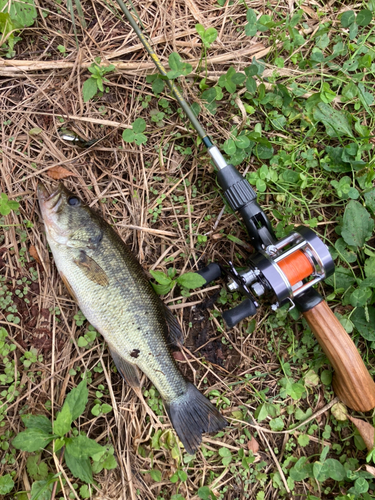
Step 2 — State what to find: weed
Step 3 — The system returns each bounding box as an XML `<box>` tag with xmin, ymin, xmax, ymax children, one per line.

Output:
<box><xmin>122</xmin><ymin>117</ymin><xmax>147</xmax><ymax>145</ymax></box>
<box><xmin>150</xmin><ymin>268</ymin><xmax>206</xmax><ymax>296</ymax></box>
<box><xmin>12</xmin><ymin>380</ymin><xmax>117</xmax><ymax>488</ymax></box>
<box><xmin>0</xmin><ymin>192</ymin><xmax>19</xmax><ymax>216</ymax></box>
<box><xmin>82</xmin><ymin>58</ymin><xmax>115</xmax><ymax>102</ymax></box>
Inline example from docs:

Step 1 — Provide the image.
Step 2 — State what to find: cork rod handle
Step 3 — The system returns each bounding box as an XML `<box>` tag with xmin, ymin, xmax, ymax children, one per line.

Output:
<box><xmin>303</xmin><ymin>300</ymin><xmax>375</xmax><ymax>412</ymax></box>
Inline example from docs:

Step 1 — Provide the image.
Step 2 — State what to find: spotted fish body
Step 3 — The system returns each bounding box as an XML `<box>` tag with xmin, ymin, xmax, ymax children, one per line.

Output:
<box><xmin>38</xmin><ymin>183</ymin><xmax>227</xmax><ymax>454</ymax></box>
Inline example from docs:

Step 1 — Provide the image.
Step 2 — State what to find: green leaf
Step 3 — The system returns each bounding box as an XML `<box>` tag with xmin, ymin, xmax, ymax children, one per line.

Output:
<box><xmin>134</xmin><ymin>133</ymin><xmax>147</xmax><ymax>145</ymax></box>
<box><xmin>365</xmin><ymin>257</ymin><xmax>375</xmax><ymax>278</ymax></box>
<box><xmin>64</xmin><ymin>435</ymin><xmax>105</xmax><ymax>484</ymax></box>
<box><xmin>167</xmin><ymin>52</ymin><xmax>192</xmax><ymax>78</ymax></box>
<box><xmin>289</xmin><ymin>457</ymin><xmax>310</xmax><ymax>481</ymax></box>
<box><xmin>80</xmin><ymin>485</ymin><xmax>91</xmax><ymax>499</ymax></box>
<box><xmin>30</xmin><ymin>478</ymin><xmax>57</xmax><ymax>500</ymax></box>
<box><xmin>334</xmin><ymin>238</ymin><xmax>357</xmax><ymax>263</ymax></box>
<box><xmin>0</xmin><ymin>0</ymin><xmax>37</xmax><ymax>28</ymax></box>
<box><xmin>341</xmin><ymin>10</ymin><xmax>356</xmax><ymax>28</ymax></box>
<box><xmin>254</xmin><ymin>138</ymin><xmax>273</xmax><ymax>159</ymax></box>
<box><xmin>325</xmin><ymin>458</ymin><xmax>346</xmax><ymax>481</ymax></box>
<box><xmin>313</xmin><ymin>102</ymin><xmax>353</xmax><ymax>138</ymax></box>
<box><xmin>122</xmin><ymin>129</ymin><xmax>135</xmax><ymax>142</ymax></box>
<box><xmin>321</xmin><ymin>370</ymin><xmax>332</xmax><ymax>386</ymax></box>
<box><xmin>152</xmin><ymin>76</ymin><xmax>165</xmax><ymax>94</ymax></box>
<box><xmin>364</xmin><ymin>189</ymin><xmax>375</xmax><ymax>213</ymax></box>
<box><xmin>0</xmin><ymin>192</ymin><xmax>20</xmax><ymax>216</ymax></box>
<box><xmin>65</xmin><ymin>444</ymin><xmax>93</xmax><ymax>484</ymax></box>
<box><xmin>176</xmin><ymin>272</ymin><xmax>206</xmax><ymax>290</ymax></box>
<box><xmin>245</xmin><ymin>8</ymin><xmax>257</xmax><ymax>36</ymax></box>
<box><xmin>0</xmin><ymin>12</ymin><xmax>16</xmax><ymax>46</ymax></box>
<box><xmin>151</xmin><ymin>282</ymin><xmax>173</xmax><ymax>295</ymax></box>
<box><xmin>133</xmin><ymin>118</ymin><xmax>146</xmax><ymax>134</ymax></box>
<box><xmin>286</xmin><ymin>381</ymin><xmax>305</xmax><ymax>400</ymax></box>
<box><xmin>149</xmin><ymin>469</ymin><xmax>162</xmax><ymax>482</ymax></box>
<box><xmin>198</xmin><ymin>486</ymin><xmax>212</xmax><ymax>500</ymax></box>
<box><xmin>74</xmin><ymin>434</ymin><xmax>106</xmax><ymax>460</ymax></box>
<box><xmin>82</xmin><ymin>78</ymin><xmax>98</xmax><ymax>102</ymax></box>
<box><xmin>297</xmin><ymin>434</ymin><xmax>310</xmax><ymax>447</ymax></box>
<box><xmin>349</xmin><ymin>288</ymin><xmax>372</xmax><ymax>307</ymax></box>
<box><xmin>269</xmin><ymin>417</ymin><xmax>284</xmax><ymax>431</ymax></box>
<box><xmin>22</xmin><ymin>414</ymin><xmax>52</xmax><ymax>434</ymax></box>
<box><xmin>203</xmin><ymin>27</ymin><xmax>218</xmax><ymax>47</ymax></box>
<box><xmin>150</xmin><ymin>270</ymin><xmax>171</xmax><ymax>285</ymax></box>
<box><xmin>356</xmin><ymin>9</ymin><xmax>372</xmax><ymax>27</ymax></box>
<box><xmin>341</xmin><ymin>81</ymin><xmax>358</xmax><ymax>101</ymax></box>
<box><xmin>223</xmin><ymin>138</ymin><xmax>236</xmax><ymax>155</ymax></box>
<box><xmin>12</xmin><ymin>428</ymin><xmax>54</xmax><ymax>452</ymax></box>
<box><xmin>0</xmin><ymin>474</ymin><xmax>14</xmax><ymax>495</ymax></box>
<box><xmin>195</xmin><ymin>23</ymin><xmax>204</xmax><ymax>37</ymax></box>
<box><xmin>235</xmin><ymin>135</ymin><xmax>250</xmax><ymax>149</ymax></box>
<box><xmin>352</xmin><ymin>307</ymin><xmax>375</xmax><ymax>341</ymax></box>
<box><xmin>219</xmin><ymin>447</ymin><xmax>232</xmax><ymax>466</ymax></box>
<box><xmin>341</xmin><ymin>201</ymin><xmax>374</xmax><ymax>249</ymax></box>
<box><xmin>54</xmin><ymin>403</ymin><xmax>72</xmax><ymax>437</ymax></box>
<box><xmin>325</xmin><ymin>265</ymin><xmax>356</xmax><ymax>290</ymax></box>
<box><xmin>101</xmin><ymin>453</ymin><xmax>117</xmax><ymax>470</ymax></box>
<box><xmin>54</xmin><ymin>437</ymin><xmax>65</xmax><ymax>453</ymax></box>
<box><xmin>26</xmin><ymin>454</ymin><xmax>49</xmax><ymax>481</ymax></box>
<box><xmin>64</xmin><ymin>379</ymin><xmax>89</xmax><ymax>421</ymax></box>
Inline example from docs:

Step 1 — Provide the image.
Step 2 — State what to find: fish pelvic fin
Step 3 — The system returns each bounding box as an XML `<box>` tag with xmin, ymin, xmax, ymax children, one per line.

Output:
<box><xmin>163</xmin><ymin>305</ymin><xmax>184</xmax><ymax>347</ymax></box>
<box><xmin>108</xmin><ymin>346</ymin><xmax>141</xmax><ymax>388</ymax></box>
<box><xmin>164</xmin><ymin>382</ymin><xmax>227</xmax><ymax>455</ymax></box>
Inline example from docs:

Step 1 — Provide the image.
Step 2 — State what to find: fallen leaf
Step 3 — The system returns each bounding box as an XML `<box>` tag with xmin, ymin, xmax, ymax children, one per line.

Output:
<box><xmin>47</xmin><ymin>166</ymin><xmax>77</xmax><ymax>180</ymax></box>
<box><xmin>29</xmin><ymin>127</ymin><xmax>43</xmax><ymax>135</ymax></box>
<box><xmin>348</xmin><ymin>415</ymin><xmax>375</xmax><ymax>451</ymax></box>
<box><xmin>172</xmin><ymin>351</ymin><xmax>184</xmax><ymax>361</ymax></box>
<box><xmin>247</xmin><ymin>436</ymin><xmax>259</xmax><ymax>453</ymax></box>
<box><xmin>331</xmin><ymin>402</ymin><xmax>348</xmax><ymax>421</ymax></box>
<box><xmin>29</xmin><ymin>245</ymin><xmax>41</xmax><ymax>265</ymax></box>
<box><xmin>365</xmin><ymin>465</ymin><xmax>375</xmax><ymax>477</ymax></box>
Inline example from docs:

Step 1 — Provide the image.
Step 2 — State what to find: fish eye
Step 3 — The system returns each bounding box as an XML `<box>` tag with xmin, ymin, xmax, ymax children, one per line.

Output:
<box><xmin>68</xmin><ymin>196</ymin><xmax>80</xmax><ymax>207</ymax></box>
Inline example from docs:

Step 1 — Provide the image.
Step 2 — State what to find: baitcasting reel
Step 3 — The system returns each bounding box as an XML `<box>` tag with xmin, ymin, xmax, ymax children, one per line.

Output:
<box><xmin>198</xmin><ymin>225</ymin><xmax>334</xmax><ymax>327</ymax></box>
<box><xmin>197</xmin><ymin>154</ymin><xmax>334</xmax><ymax>327</ymax></box>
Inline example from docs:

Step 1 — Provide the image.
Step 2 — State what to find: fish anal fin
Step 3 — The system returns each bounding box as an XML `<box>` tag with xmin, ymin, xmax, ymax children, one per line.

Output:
<box><xmin>73</xmin><ymin>250</ymin><xmax>109</xmax><ymax>286</ymax></box>
<box><xmin>60</xmin><ymin>272</ymin><xmax>78</xmax><ymax>302</ymax></box>
<box><xmin>108</xmin><ymin>346</ymin><xmax>141</xmax><ymax>388</ymax></box>
<box><xmin>163</xmin><ymin>304</ymin><xmax>184</xmax><ymax>347</ymax></box>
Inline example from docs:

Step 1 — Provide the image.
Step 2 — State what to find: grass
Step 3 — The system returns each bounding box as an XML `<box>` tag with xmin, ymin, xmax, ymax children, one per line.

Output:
<box><xmin>1</xmin><ymin>0</ymin><xmax>375</xmax><ymax>499</ymax></box>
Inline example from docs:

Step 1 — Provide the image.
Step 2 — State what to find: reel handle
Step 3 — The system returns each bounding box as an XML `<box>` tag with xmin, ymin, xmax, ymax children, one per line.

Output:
<box><xmin>303</xmin><ymin>300</ymin><xmax>375</xmax><ymax>412</ymax></box>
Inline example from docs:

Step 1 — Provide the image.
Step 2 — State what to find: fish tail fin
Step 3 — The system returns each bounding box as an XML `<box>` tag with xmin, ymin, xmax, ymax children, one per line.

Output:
<box><xmin>164</xmin><ymin>382</ymin><xmax>227</xmax><ymax>455</ymax></box>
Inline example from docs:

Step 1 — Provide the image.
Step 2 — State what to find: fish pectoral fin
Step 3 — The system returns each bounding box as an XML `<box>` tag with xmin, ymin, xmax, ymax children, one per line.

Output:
<box><xmin>163</xmin><ymin>304</ymin><xmax>184</xmax><ymax>347</ymax></box>
<box><xmin>73</xmin><ymin>250</ymin><xmax>109</xmax><ymax>286</ymax></box>
<box><xmin>108</xmin><ymin>346</ymin><xmax>141</xmax><ymax>388</ymax></box>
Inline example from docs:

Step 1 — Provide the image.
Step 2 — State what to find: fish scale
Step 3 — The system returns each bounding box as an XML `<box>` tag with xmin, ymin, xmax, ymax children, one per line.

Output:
<box><xmin>38</xmin><ymin>183</ymin><xmax>227</xmax><ymax>454</ymax></box>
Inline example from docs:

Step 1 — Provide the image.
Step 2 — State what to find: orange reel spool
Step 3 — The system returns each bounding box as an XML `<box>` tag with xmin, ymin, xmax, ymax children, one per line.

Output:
<box><xmin>278</xmin><ymin>250</ymin><xmax>313</xmax><ymax>286</ymax></box>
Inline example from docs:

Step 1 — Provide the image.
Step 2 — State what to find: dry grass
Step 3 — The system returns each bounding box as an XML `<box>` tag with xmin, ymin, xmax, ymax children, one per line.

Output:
<box><xmin>1</xmin><ymin>0</ymin><xmax>373</xmax><ymax>499</ymax></box>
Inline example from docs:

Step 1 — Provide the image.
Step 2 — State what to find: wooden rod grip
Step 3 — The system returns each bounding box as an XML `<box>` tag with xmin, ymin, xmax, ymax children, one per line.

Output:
<box><xmin>303</xmin><ymin>300</ymin><xmax>375</xmax><ymax>412</ymax></box>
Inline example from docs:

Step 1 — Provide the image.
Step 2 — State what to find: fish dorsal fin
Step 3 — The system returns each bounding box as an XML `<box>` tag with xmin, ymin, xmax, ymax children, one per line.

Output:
<box><xmin>163</xmin><ymin>304</ymin><xmax>184</xmax><ymax>347</ymax></box>
<box><xmin>73</xmin><ymin>251</ymin><xmax>109</xmax><ymax>286</ymax></box>
<box><xmin>108</xmin><ymin>345</ymin><xmax>141</xmax><ymax>388</ymax></box>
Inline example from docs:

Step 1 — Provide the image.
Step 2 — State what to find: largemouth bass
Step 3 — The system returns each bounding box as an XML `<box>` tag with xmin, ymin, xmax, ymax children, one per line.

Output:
<box><xmin>37</xmin><ymin>183</ymin><xmax>227</xmax><ymax>454</ymax></box>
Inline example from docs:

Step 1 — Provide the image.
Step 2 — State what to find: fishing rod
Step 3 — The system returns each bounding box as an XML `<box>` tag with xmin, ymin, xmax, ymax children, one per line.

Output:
<box><xmin>114</xmin><ymin>0</ymin><xmax>375</xmax><ymax>412</ymax></box>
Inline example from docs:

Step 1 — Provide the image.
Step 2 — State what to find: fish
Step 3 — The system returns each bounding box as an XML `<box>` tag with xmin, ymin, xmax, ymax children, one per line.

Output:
<box><xmin>37</xmin><ymin>183</ymin><xmax>227</xmax><ymax>454</ymax></box>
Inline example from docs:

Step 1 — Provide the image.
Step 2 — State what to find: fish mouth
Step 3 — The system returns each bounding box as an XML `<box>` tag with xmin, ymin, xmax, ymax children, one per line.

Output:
<box><xmin>37</xmin><ymin>183</ymin><xmax>64</xmax><ymax>213</ymax></box>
